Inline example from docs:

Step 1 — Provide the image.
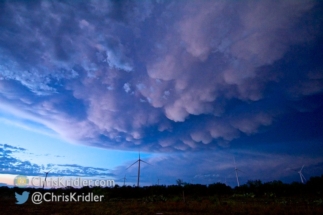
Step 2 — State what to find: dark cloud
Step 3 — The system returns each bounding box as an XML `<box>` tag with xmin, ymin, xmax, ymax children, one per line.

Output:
<box><xmin>0</xmin><ymin>0</ymin><xmax>322</xmax><ymax>152</ymax></box>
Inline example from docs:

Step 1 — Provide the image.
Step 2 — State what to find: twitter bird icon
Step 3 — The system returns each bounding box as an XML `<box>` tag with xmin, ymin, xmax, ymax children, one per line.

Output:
<box><xmin>15</xmin><ymin>191</ymin><xmax>30</xmax><ymax>204</ymax></box>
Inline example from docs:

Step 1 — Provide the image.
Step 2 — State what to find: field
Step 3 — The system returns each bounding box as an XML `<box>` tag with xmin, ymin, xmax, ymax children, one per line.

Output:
<box><xmin>1</xmin><ymin>192</ymin><xmax>323</xmax><ymax>215</ymax></box>
<box><xmin>1</xmin><ymin>177</ymin><xmax>323</xmax><ymax>215</ymax></box>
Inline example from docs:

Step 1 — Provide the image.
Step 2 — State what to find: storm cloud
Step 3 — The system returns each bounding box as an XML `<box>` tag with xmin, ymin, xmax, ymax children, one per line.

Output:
<box><xmin>0</xmin><ymin>0</ymin><xmax>322</xmax><ymax>152</ymax></box>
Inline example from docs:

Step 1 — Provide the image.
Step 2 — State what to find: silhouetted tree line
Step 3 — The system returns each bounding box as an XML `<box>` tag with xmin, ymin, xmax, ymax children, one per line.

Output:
<box><xmin>1</xmin><ymin>175</ymin><xmax>322</xmax><ymax>199</ymax></box>
<box><xmin>235</xmin><ymin>175</ymin><xmax>323</xmax><ymax>197</ymax></box>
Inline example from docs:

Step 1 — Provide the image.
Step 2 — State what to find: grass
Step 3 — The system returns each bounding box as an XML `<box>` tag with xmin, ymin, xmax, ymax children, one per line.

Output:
<box><xmin>1</xmin><ymin>194</ymin><xmax>323</xmax><ymax>215</ymax></box>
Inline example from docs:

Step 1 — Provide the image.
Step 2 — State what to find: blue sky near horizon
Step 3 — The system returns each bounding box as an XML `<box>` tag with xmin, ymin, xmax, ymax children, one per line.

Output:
<box><xmin>0</xmin><ymin>0</ymin><xmax>323</xmax><ymax>187</ymax></box>
<box><xmin>0</xmin><ymin>118</ymin><xmax>152</xmax><ymax>168</ymax></box>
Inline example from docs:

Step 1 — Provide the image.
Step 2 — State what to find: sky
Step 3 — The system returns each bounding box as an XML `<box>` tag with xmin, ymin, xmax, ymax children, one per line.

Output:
<box><xmin>0</xmin><ymin>0</ymin><xmax>323</xmax><ymax>188</ymax></box>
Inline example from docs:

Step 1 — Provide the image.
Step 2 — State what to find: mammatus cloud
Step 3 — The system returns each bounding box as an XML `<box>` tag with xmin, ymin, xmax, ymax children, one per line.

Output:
<box><xmin>0</xmin><ymin>0</ymin><xmax>322</xmax><ymax>151</ymax></box>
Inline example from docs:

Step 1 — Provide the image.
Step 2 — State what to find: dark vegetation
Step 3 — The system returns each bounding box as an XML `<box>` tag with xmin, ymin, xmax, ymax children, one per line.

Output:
<box><xmin>1</xmin><ymin>175</ymin><xmax>323</xmax><ymax>214</ymax></box>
